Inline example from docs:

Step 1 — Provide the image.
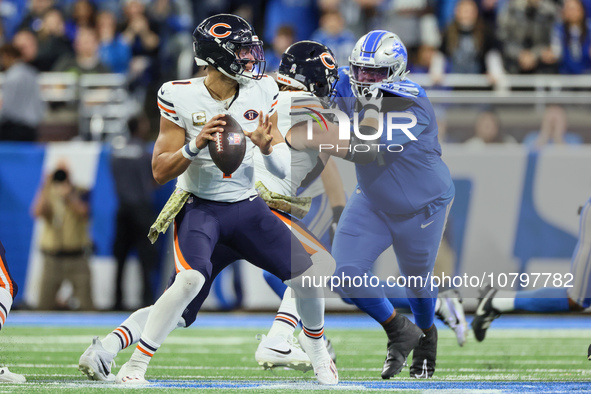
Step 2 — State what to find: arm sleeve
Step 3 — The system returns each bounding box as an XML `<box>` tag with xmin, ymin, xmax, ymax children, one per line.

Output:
<box><xmin>261</xmin><ymin>142</ymin><xmax>291</xmax><ymax>179</ymax></box>
<box><xmin>157</xmin><ymin>83</ymin><xmax>185</xmax><ymax>128</ymax></box>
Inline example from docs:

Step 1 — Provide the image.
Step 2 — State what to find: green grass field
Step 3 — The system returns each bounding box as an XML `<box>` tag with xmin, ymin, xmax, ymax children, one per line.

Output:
<box><xmin>0</xmin><ymin>324</ymin><xmax>589</xmax><ymax>393</ymax></box>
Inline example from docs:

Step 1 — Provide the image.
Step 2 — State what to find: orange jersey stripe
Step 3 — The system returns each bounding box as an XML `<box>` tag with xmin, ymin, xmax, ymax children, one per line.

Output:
<box><xmin>116</xmin><ymin>328</ymin><xmax>129</xmax><ymax>347</ymax></box>
<box><xmin>136</xmin><ymin>344</ymin><xmax>153</xmax><ymax>357</ymax></box>
<box><xmin>158</xmin><ymin>102</ymin><xmax>177</xmax><ymax>114</ymax></box>
<box><xmin>271</xmin><ymin>100</ymin><xmax>278</xmax><ymax>107</ymax></box>
<box><xmin>173</xmin><ymin>224</ymin><xmax>192</xmax><ymax>272</ymax></box>
<box><xmin>0</xmin><ymin>310</ymin><xmax>5</xmax><ymax>325</ymax></box>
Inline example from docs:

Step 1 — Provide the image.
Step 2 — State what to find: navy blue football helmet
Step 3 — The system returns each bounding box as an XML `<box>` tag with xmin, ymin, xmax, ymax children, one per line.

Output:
<box><xmin>193</xmin><ymin>14</ymin><xmax>266</xmax><ymax>83</ymax></box>
<box><xmin>277</xmin><ymin>40</ymin><xmax>339</xmax><ymax>99</ymax></box>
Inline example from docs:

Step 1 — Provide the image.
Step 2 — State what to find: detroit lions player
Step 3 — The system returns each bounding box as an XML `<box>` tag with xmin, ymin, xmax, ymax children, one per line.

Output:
<box><xmin>330</xmin><ymin>31</ymin><xmax>455</xmax><ymax>379</ymax></box>
<box><xmin>79</xmin><ymin>15</ymin><xmax>337</xmax><ymax>386</ymax></box>
<box><xmin>473</xmin><ymin>198</ymin><xmax>591</xmax><ymax>346</ymax></box>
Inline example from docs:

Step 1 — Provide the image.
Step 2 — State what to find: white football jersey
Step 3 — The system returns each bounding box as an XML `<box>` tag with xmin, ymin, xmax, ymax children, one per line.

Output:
<box><xmin>253</xmin><ymin>90</ymin><xmax>323</xmax><ymax>196</ymax></box>
<box><xmin>157</xmin><ymin>76</ymin><xmax>279</xmax><ymax>202</ymax></box>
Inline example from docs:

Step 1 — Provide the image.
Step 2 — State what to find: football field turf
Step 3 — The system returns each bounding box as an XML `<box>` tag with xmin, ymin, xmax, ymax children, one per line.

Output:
<box><xmin>0</xmin><ymin>312</ymin><xmax>590</xmax><ymax>393</ymax></box>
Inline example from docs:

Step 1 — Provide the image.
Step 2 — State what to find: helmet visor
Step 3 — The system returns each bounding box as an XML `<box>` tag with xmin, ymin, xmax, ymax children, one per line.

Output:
<box><xmin>351</xmin><ymin>65</ymin><xmax>389</xmax><ymax>84</ymax></box>
<box><xmin>235</xmin><ymin>42</ymin><xmax>266</xmax><ymax>79</ymax></box>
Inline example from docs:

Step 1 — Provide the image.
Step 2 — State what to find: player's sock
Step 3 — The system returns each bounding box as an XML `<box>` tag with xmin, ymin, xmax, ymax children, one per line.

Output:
<box><xmin>408</xmin><ymin>297</ymin><xmax>436</xmax><ymax>330</ymax></box>
<box><xmin>0</xmin><ymin>287</ymin><xmax>13</xmax><ymax>331</ymax></box>
<box><xmin>513</xmin><ymin>288</ymin><xmax>570</xmax><ymax>312</ymax></box>
<box><xmin>301</xmin><ymin>325</ymin><xmax>325</xmax><ymax>342</ymax></box>
<box><xmin>101</xmin><ymin>306</ymin><xmax>151</xmax><ymax>355</ymax></box>
<box><xmin>263</xmin><ymin>270</ymin><xmax>288</xmax><ymax>299</ymax></box>
<box><xmin>129</xmin><ymin>270</ymin><xmax>205</xmax><ymax>370</ymax></box>
<box><xmin>267</xmin><ymin>287</ymin><xmax>300</xmax><ymax>340</ymax></box>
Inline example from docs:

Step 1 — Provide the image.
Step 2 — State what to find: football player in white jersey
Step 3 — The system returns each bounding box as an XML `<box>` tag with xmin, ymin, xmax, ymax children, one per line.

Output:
<box><xmin>78</xmin><ymin>14</ymin><xmax>337</xmax><ymax>385</ymax></box>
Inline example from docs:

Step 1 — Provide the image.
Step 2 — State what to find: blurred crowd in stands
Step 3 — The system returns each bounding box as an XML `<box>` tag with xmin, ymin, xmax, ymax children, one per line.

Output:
<box><xmin>0</xmin><ymin>0</ymin><xmax>589</xmax><ymax>143</ymax></box>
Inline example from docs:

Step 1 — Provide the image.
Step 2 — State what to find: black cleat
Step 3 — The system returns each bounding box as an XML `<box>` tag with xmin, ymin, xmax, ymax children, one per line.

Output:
<box><xmin>410</xmin><ymin>325</ymin><xmax>437</xmax><ymax>378</ymax></box>
<box><xmin>587</xmin><ymin>344</ymin><xmax>591</xmax><ymax>360</ymax></box>
<box><xmin>381</xmin><ymin>314</ymin><xmax>424</xmax><ymax>379</ymax></box>
<box><xmin>471</xmin><ymin>284</ymin><xmax>501</xmax><ymax>342</ymax></box>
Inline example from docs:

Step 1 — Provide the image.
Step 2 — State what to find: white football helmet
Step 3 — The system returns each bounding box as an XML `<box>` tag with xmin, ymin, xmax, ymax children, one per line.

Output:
<box><xmin>349</xmin><ymin>30</ymin><xmax>409</xmax><ymax>97</ymax></box>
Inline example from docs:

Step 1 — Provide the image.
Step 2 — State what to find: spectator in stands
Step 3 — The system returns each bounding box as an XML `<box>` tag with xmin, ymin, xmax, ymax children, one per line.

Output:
<box><xmin>19</xmin><ymin>0</ymin><xmax>55</xmax><ymax>34</ymax></box>
<box><xmin>523</xmin><ymin>105</ymin><xmax>583</xmax><ymax>148</ymax></box>
<box><xmin>0</xmin><ymin>43</ymin><xmax>46</xmax><ymax>141</ymax></box>
<box><xmin>552</xmin><ymin>0</ymin><xmax>591</xmax><ymax>74</ymax></box>
<box><xmin>65</xmin><ymin>0</ymin><xmax>97</xmax><ymax>42</ymax></box>
<box><xmin>265</xmin><ymin>25</ymin><xmax>294</xmax><ymax>73</ymax></box>
<box><xmin>12</xmin><ymin>30</ymin><xmax>41</xmax><ymax>69</ymax></box>
<box><xmin>264</xmin><ymin>0</ymin><xmax>319</xmax><ymax>44</ymax></box>
<box><xmin>379</xmin><ymin>0</ymin><xmax>441</xmax><ymax>59</ymax></box>
<box><xmin>35</xmin><ymin>8</ymin><xmax>73</xmax><ymax>72</ymax></box>
<box><xmin>120</xmin><ymin>0</ymin><xmax>160</xmax><ymax>86</ymax></box>
<box><xmin>310</xmin><ymin>10</ymin><xmax>356</xmax><ymax>67</ymax></box>
<box><xmin>97</xmin><ymin>10</ymin><xmax>131</xmax><ymax>74</ymax></box>
<box><xmin>439</xmin><ymin>0</ymin><xmax>501</xmax><ymax>75</ymax></box>
<box><xmin>32</xmin><ymin>159</ymin><xmax>94</xmax><ymax>311</ymax></box>
<box><xmin>498</xmin><ymin>0</ymin><xmax>559</xmax><ymax>73</ymax></box>
<box><xmin>53</xmin><ymin>26</ymin><xmax>109</xmax><ymax>74</ymax></box>
<box><xmin>110</xmin><ymin>114</ymin><xmax>159</xmax><ymax>310</ymax></box>
<box><xmin>464</xmin><ymin>110</ymin><xmax>517</xmax><ymax>147</ymax></box>
<box><xmin>148</xmin><ymin>0</ymin><xmax>194</xmax><ymax>81</ymax></box>
<box><xmin>0</xmin><ymin>0</ymin><xmax>27</xmax><ymax>42</ymax></box>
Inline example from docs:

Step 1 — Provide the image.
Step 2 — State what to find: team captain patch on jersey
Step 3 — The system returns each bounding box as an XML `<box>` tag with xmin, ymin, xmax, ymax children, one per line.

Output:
<box><xmin>157</xmin><ymin>76</ymin><xmax>279</xmax><ymax>202</ymax></box>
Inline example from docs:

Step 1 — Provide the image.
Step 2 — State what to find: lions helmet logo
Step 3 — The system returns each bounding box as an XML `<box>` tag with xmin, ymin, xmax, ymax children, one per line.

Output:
<box><xmin>209</xmin><ymin>23</ymin><xmax>232</xmax><ymax>38</ymax></box>
<box><xmin>244</xmin><ymin>109</ymin><xmax>259</xmax><ymax>121</ymax></box>
<box><xmin>320</xmin><ymin>52</ymin><xmax>336</xmax><ymax>70</ymax></box>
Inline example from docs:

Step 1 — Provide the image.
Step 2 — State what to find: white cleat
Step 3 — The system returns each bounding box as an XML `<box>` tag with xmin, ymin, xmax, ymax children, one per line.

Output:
<box><xmin>297</xmin><ymin>331</ymin><xmax>338</xmax><ymax>385</ymax></box>
<box><xmin>78</xmin><ymin>336</ymin><xmax>116</xmax><ymax>381</ymax></box>
<box><xmin>116</xmin><ymin>361</ymin><xmax>149</xmax><ymax>385</ymax></box>
<box><xmin>436</xmin><ymin>290</ymin><xmax>468</xmax><ymax>347</ymax></box>
<box><xmin>0</xmin><ymin>367</ymin><xmax>25</xmax><ymax>383</ymax></box>
<box><xmin>255</xmin><ymin>334</ymin><xmax>312</xmax><ymax>372</ymax></box>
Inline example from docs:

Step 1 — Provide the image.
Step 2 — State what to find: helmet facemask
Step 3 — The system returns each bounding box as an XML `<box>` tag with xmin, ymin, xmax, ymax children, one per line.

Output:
<box><xmin>192</xmin><ymin>14</ymin><xmax>267</xmax><ymax>85</ymax></box>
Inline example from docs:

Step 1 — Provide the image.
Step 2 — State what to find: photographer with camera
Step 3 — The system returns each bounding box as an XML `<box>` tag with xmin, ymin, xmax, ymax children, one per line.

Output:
<box><xmin>31</xmin><ymin>159</ymin><xmax>94</xmax><ymax>311</ymax></box>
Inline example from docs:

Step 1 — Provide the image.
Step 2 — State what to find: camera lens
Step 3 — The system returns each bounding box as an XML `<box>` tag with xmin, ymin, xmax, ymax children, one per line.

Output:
<box><xmin>53</xmin><ymin>169</ymin><xmax>68</xmax><ymax>182</ymax></box>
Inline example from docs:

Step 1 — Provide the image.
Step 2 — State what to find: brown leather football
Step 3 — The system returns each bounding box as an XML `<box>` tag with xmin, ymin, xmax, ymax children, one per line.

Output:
<box><xmin>208</xmin><ymin>114</ymin><xmax>246</xmax><ymax>175</ymax></box>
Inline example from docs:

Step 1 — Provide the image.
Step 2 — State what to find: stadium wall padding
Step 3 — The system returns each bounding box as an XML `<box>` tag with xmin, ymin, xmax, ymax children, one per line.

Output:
<box><xmin>0</xmin><ymin>142</ymin><xmax>589</xmax><ymax>309</ymax></box>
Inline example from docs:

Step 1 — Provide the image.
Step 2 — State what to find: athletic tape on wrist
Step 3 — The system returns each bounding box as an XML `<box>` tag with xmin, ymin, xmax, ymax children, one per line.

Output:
<box><xmin>181</xmin><ymin>140</ymin><xmax>200</xmax><ymax>160</ymax></box>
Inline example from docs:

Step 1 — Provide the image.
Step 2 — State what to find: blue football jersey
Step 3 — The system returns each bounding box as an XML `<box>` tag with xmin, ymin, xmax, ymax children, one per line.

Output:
<box><xmin>334</xmin><ymin>68</ymin><xmax>454</xmax><ymax>216</ymax></box>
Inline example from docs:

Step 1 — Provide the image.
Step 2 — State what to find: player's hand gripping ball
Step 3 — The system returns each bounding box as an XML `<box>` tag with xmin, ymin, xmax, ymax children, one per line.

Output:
<box><xmin>208</xmin><ymin>114</ymin><xmax>246</xmax><ymax>175</ymax></box>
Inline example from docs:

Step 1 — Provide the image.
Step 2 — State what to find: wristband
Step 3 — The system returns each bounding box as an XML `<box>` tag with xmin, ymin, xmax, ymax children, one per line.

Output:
<box><xmin>181</xmin><ymin>139</ymin><xmax>200</xmax><ymax>160</ymax></box>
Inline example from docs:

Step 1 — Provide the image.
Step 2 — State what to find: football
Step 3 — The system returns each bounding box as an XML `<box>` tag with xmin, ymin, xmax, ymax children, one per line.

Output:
<box><xmin>208</xmin><ymin>114</ymin><xmax>246</xmax><ymax>175</ymax></box>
